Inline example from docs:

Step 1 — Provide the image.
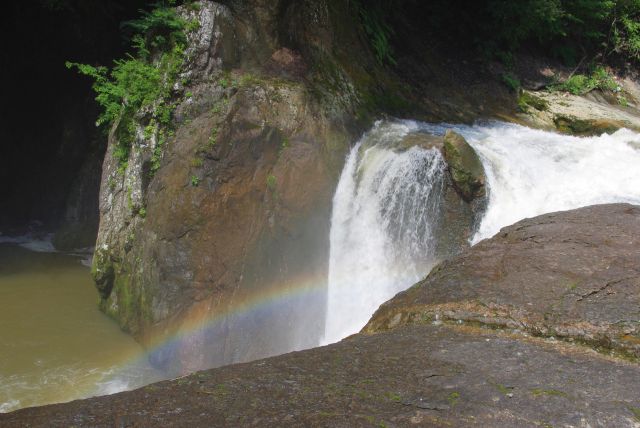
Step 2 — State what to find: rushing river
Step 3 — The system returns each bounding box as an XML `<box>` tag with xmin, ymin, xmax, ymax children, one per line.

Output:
<box><xmin>0</xmin><ymin>243</ymin><xmax>160</xmax><ymax>413</ymax></box>
<box><xmin>324</xmin><ymin>120</ymin><xmax>640</xmax><ymax>344</ymax></box>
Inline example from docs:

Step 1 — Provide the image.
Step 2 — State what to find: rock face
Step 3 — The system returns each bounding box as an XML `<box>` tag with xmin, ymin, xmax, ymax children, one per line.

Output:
<box><xmin>52</xmin><ymin>143</ymin><xmax>104</xmax><ymax>251</ymax></box>
<box><xmin>517</xmin><ymin>88</ymin><xmax>640</xmax><ymax>134</ymax></box>
<box><xmin>365</xmin><ymin>204</ymin><xmax>640</xmax><ymax>360</ymax></box>
<box><xmin>442</xmin><ymin>130</ymin><xmax>486</xmax><ymax>202</ymax></box>
<box><xmin>5</xmin><ymin>204</ymin><xmax>640</xmax><ymax>427</ymax></box>
<box><xmin>90</xmin><ymin>0</ymin><xmax>383</xmax><ymax>374</ymax></box>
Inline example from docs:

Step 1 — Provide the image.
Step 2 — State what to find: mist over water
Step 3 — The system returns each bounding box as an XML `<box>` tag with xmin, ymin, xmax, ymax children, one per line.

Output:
<box><xmin>324</xmin><ymin>120</ymin><xmax>640</xmax><ymax>343</ymax></box>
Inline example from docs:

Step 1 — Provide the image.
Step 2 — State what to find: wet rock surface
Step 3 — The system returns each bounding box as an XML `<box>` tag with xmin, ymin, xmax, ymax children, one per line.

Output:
<box><xmin>5</xmin><ymin>204</ymin><xmax>640</xmax><ymax>427</ymax></box>
<box><xmin>91</xmin><ymin>0</ymin><xmax>370</xmax><ymax>373</ymax></box>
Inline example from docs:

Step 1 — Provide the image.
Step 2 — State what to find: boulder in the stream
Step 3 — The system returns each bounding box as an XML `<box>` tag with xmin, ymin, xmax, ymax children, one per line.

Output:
<box><xmin>443</xmin><ymin>130</ymin><xmax>486</xmax><ymax>201</ymax></box>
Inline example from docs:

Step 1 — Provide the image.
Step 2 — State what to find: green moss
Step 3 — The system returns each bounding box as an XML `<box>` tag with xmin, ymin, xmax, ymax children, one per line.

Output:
<box><xmin>443</xmin><ymin>130</ymin><xmax>486</xmax><ymax>201</ymax></box>
<box><xmin>266</xmin><ymin>174</ymin><xmax>277</xmax><ymax>190</ymax></box>
<box><xmin>237</xmin><ymin>73</ymin><xmax>261</xmax><ymax>88</ymax></box>
<box><xmin>91</xmin><ymin>247</ymin><xmax>115</xmax><ymax>299</ymax></box>
<box><xmin>553</xmin><ymin>115</ymin><xmax>620</xmax><ymax>136</ymax></box>
<box><xmin>531</xmin><ymin>388</ymin><xmax>568</xmax><ymax>398</ymax></box>
<box><xmin>518</xmin><ymin>92</ymin><xmax>549</xmax><ymax>113</ymax></box>
<box><xmin>144</xmin><ymin>122</ymin><xmax>157</xmax><ymax>140</ymax></box>
<box><xmin>386</xmin><ymin>392</ymin><xmax>401</xmax><ymax>402</ymax></box>
<box><xmin>150</xmin><ymin>130</ymin><xmax>168</xmax><ymax>175</ymax></box>
<box><xmin>447</xmin><ymin>391</ymin><xmax>460</xmax><ymax>407</ymax></box>
<box><xmin>491</xmin><ymin>382</ymin><xmax>514</xmax><ymax>396</ymax></box>
<box><xmin>279</xmin><ymin>137</ymin><xmax>289</xmax><ymax>156</ymax></box>
<box><xmin>209</xmin><ymin>127</ymin><xmax>218</xmax><ymax>147</ymax></box>
<box><xmin>628</xmin><ymin>405</ymin><xmax>640</xmax><ymax>422</ymax></box>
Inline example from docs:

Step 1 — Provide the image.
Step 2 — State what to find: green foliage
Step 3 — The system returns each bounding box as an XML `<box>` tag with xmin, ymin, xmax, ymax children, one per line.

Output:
<box><xmin>501</xmin><ymin>73</ymin><xmax>521</xmax><ymax>92</ymax></box>
<box><xmin>266</xmin><ymin>174</ymin><xmax>277</xmax><ymax>190</ymax></box>
<box><xmin>123</xmin><ymin>1</ymin><xmax>187</xmax><ymax>59</ymax></box>
<box><xmin>606</xmin><ymin>0</ymin><xmax>640</xmax><ymax>62</ymax></box>
<box><xmin>278</xmin><ymin>136</ymin><xmax>289</xmax><ymax>157</ymax></box>
<box><xmin>354</xmin><ymin>0</ymin><xmax>396</xmax><ymax>65</ymax></box>
<box><xmin>150</xmin><ymin>131</ymin><xmax>167</xmax><ymax>174</ymax></box>
<box><xmin>552</xmin><ymin>66</ymin><xmax>618</xmax><ymax>94</ymax></box>
<box><xmin>67</xmin><ymin>1</ymin><xmax>192</xmax><ymax>173</ymax></box>
<box><xmin>190</xmin><ymin>175</ymin><xmax>201</xmax><ymax>186</ymax></box>
<box><xmin>416</xmin><ymin>0</ymin><xmax>640</xmax><ymax>65</ymax></box>
<box><xmin>447</xmin><ymin>391</ymin><xmax>460</xmax><ymax>407</ymax></box>
<box><xmin>208</xmin><ymin>127</ymin><xmax>218</xmax><ymax>148</ymax></box>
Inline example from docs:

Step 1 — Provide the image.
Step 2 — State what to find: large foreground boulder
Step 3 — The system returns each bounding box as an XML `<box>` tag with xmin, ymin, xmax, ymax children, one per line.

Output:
<box><xmin>365</xmin><ymin>204</ymin><xmax>640</xmax><ymax>360</ymax></box>
<box><xmin>4</xmin><ymin>204</ymin><xmax>639</xmax><ymax>427</ymax></box>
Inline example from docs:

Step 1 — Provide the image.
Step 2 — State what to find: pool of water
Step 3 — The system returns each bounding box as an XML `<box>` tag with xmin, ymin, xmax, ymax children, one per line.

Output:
<box><xmin>0</xmin><ymin>244</ymin><xmax>160</xmax><ymax>413</ymax></box>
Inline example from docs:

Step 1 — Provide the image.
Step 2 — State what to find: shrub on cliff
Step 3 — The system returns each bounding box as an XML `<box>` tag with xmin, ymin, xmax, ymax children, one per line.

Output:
<box><xmin>66</xmin><ymin>0</ymin><xmax>190</xmax><ymax>171</ymax></box>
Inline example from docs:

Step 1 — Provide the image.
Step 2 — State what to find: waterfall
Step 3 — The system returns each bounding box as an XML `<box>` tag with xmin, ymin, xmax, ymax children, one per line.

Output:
<box><xmin>324</xmin><ymin>119</ymin><xmax>640</xmax><ymax>344</ymax></box>
<box><xmin>455</xmin><ymin>122</ymin><xmax>640</xmax><ymax>242</ymax></box>
<box><xmin>323</xmin><ymin>121</ymin><xmax>447</xmax><ymax>343</ymax></box>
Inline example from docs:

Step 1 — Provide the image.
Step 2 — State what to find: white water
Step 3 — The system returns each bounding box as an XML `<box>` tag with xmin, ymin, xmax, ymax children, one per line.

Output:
<box><xmin>324</xmin><ymin>121</ymin><xmax>447</xmax><ymax>343</ymax></box>
<box><xmin>324</xmin><ymin>120</ymin><xmax>640</xmax><ymax>343</ymax></box>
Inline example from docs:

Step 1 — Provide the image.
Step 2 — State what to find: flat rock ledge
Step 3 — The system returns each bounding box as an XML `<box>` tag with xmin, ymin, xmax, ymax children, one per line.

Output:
<box><xmin>3</xmin><ymin>204</ymin><xmax>640</xmax><ymax>427</ymax></box>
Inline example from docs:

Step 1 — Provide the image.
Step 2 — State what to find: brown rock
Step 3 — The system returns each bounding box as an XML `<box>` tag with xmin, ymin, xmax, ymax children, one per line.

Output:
<box><xmin>365</xmin><ymin>203</ymin><xmax>640</xmax><ymax>360</ymax></box>
<box><xmin>5</xmin><ymin>322</ymin><xmax>640</xmax><ymax>427</ymax></box>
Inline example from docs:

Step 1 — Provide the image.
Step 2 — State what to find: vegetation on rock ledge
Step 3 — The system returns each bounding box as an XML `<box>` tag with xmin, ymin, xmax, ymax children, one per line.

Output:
<box><xmin>66</xmin><ymin>0</ymin><xmax>195</xmax><ymax>173</ymax></box>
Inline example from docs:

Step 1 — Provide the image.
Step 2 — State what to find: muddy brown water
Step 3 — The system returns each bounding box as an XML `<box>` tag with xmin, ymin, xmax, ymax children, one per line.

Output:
<box><xmin>0</xmin><ymin>244</ymin><xmax>159</xmax><ymax>413</ymax></box>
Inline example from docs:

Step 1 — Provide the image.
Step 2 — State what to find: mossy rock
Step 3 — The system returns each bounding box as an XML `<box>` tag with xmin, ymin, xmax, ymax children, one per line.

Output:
<box><xmin>443</xmin><ymin>130</ymin><xmax>486</xmax><ymax>202</ymax></box>
<box><xmin>91</xmin><ymin>247</ymin><xmax>115</xmax><ymax>299</ymax></box>
<box><xmin>518</xmin><ymin>91</ymin><xmax>549</xmax><ymax>113</ymax></box>
<box><xmin>553</xmin><ymin>115</ymin><xmax>622</xmax><ymax>136</ymax></box>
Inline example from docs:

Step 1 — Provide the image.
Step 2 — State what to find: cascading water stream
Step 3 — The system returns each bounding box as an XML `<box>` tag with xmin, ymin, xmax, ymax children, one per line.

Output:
<box><xmin>324</xmin><ymin>122</ymin><xmax>448</xmax><ymax>343</ymax></box>
<box><xmin>324</xmin><ymin>120</ymin><xmax>640</xmax><ymax>344</ymax></box>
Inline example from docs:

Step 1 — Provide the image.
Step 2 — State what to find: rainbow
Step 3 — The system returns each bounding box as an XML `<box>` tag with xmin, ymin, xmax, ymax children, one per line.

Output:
<box><xmin>92</xmin><ymin>271</ymin><xmax>330</xmax><ymax>395</ymax></box>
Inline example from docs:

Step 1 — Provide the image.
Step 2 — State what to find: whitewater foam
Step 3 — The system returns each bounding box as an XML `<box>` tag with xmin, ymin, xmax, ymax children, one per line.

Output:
<box><xmin>324</xmin><ymin>119</ymin><xmax>640</xmax><ymax>344</ymax></box>
<box><xmin>323</xmin><ymin>121</ymin><xmax>446</xmax><ymax>343</ymax></box>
